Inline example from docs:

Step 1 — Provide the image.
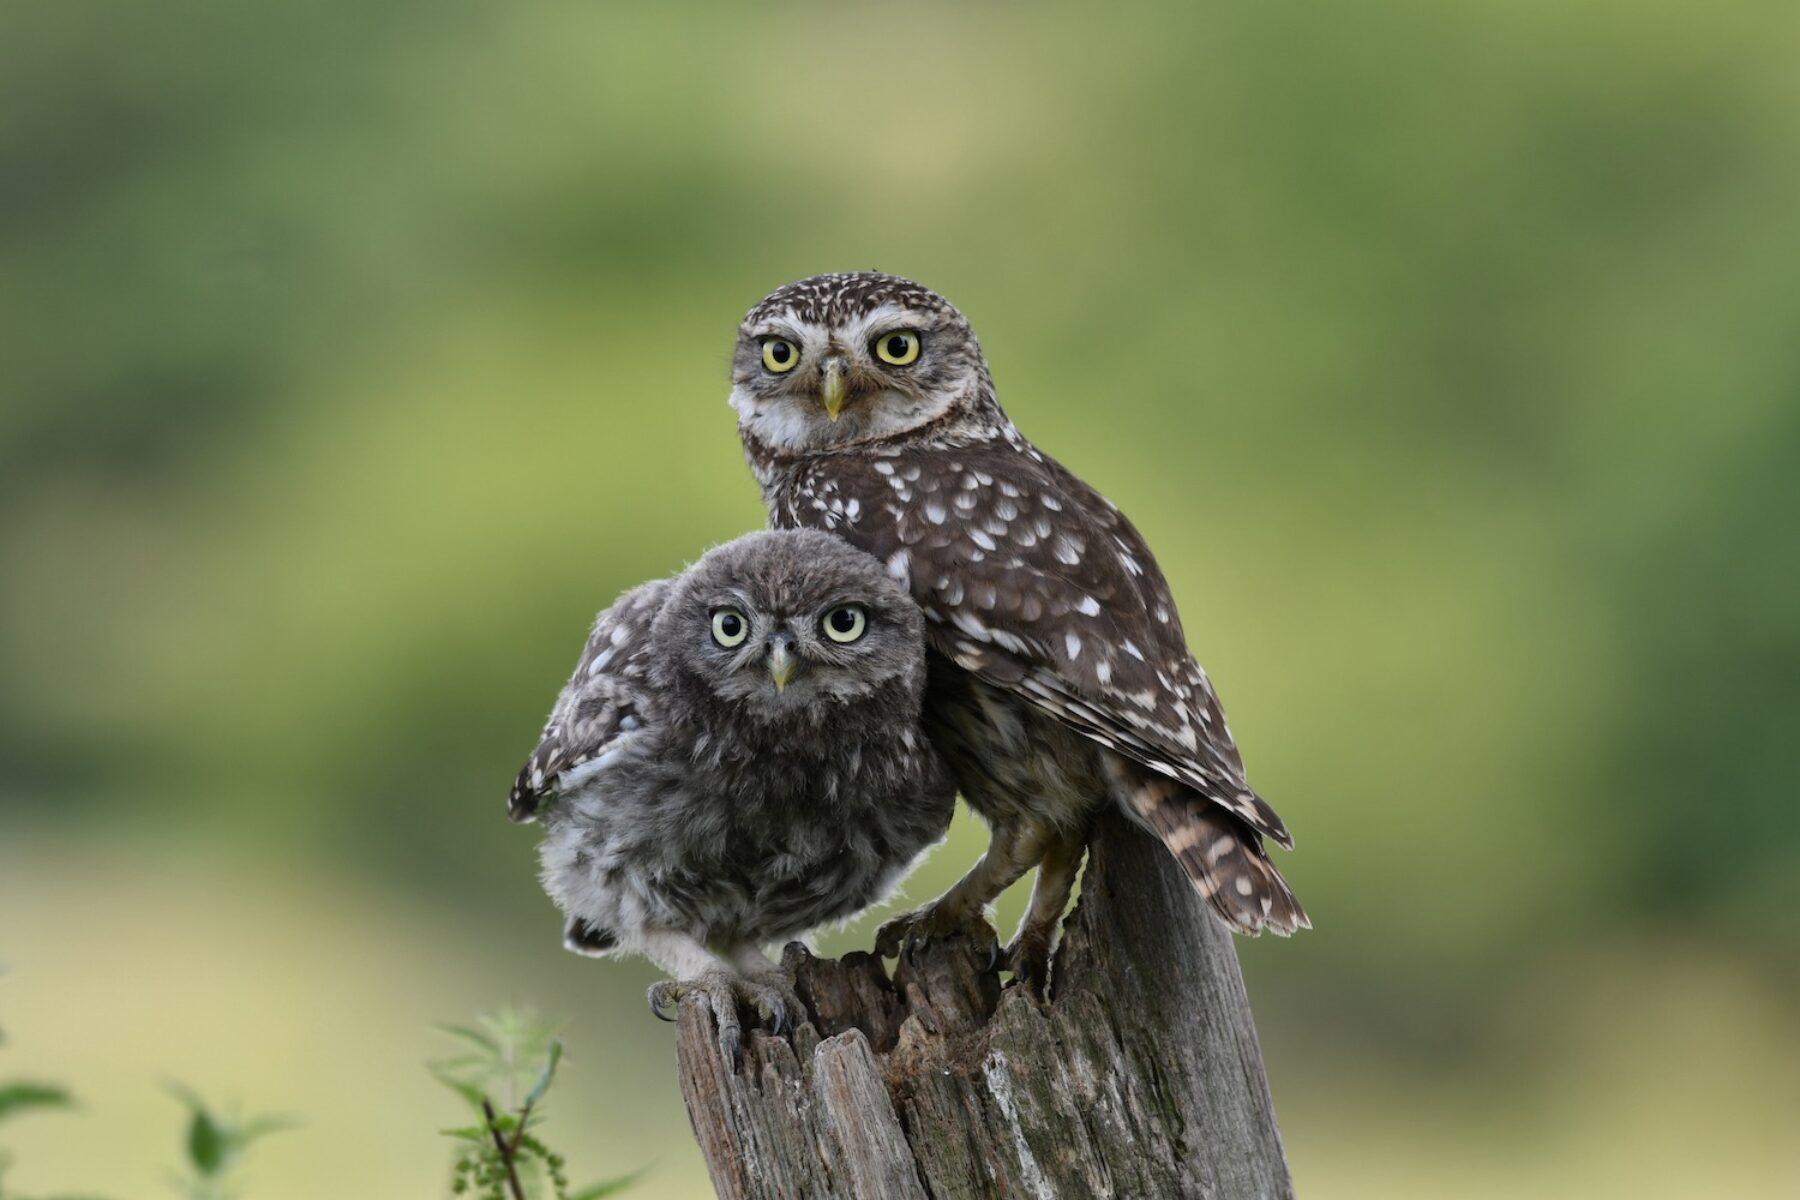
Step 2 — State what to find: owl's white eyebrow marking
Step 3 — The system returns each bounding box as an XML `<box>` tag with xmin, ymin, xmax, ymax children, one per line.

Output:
<box><xmin>748</xmin><ymin>309</ymin><xmax>822</xmax><ymax>340</ymax></box>
<box><xmin>843</xmin><ymin>303</ymin><xmax>930</xmax><ymax>342</ymax></box>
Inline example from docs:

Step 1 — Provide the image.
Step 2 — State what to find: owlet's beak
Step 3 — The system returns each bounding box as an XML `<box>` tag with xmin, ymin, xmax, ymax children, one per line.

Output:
<box><xmin>819</xmin><ymin>355</ymin><xmax>848</xmax><ymax>422</ymax></box>
<box><xmin>766</xmin><ymin>633</ymin><xmax>799</xmax><ymax>692</ymax></box>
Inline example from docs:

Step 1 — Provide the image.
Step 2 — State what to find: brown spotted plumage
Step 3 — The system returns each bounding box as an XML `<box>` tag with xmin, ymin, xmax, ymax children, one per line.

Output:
<box><xmin>730</xmin><ymin>272</ymin><xmax>1306</xmax><ymax>965</ymax></box>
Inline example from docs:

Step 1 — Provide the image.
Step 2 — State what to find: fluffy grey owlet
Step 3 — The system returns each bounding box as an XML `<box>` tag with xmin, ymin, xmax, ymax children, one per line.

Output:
<box><xmin>507</xmin><ymin>529</ymin><xmax>956</xmax><ymax>1055</ymax></box>
<box><xmin>733</xmin><ymin>272</ymin><xmax>1308</xmax><ymax>989</ymax></box>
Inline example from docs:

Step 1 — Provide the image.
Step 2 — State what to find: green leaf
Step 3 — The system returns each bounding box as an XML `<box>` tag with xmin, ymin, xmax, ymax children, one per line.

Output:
<box><xmin>523</xmin><ymin>1038</ymin><xmax>562</xmax><ymax>1110</ymax></box>
<box><xmin>438</xmin><ymin>1125</ymin><xmax>489</xmax><ymax>1142</ymax></box>
<box><xmin>186</xmin><ymin>1106</ymin><xmax>227</xmax><ymax>1176</ymax></box>
<box><xmin>161</xmin><ymin>1080</ymin><xmax>207</xmax><ymax>1111</ymax></box>
<box><xmin>429</xmin><ymin>1065</ymin><xmax>488</xmax><ymax>1113</ymax></box>
<box><xmin>0</xmin><ymin>1081</ymin><xmax>74</xmax><ymax>1123</ymax></box>
<box><xmin>434</xmin><ymin>1023</ymin><xmax>502</xmax><ymax>1056</ymax></box>
<box><xmin>237</xmin><ymin>1113</ymin><xmax>300</xmax><ymax>1146</ymax></box>
<box><xmin>568</xmin><ymin>1168</ymin><xmax>647</xmax><ymax>1200</ymax></box>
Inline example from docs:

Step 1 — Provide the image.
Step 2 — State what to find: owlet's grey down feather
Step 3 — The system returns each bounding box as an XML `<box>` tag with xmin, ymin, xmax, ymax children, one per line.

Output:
<box><xmin>508</xmin><ymin>529</ymin><xmax>956</xmax><ymax>1055</ymax></box>
<box><xmin>732</xmin><ymin>272</ymin><xmax>1308</xmax><ymax>990</ymax></box>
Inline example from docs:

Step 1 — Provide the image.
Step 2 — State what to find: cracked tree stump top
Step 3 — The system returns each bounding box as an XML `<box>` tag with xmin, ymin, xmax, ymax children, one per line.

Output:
<box><xmin>675</xmin><ymin>809</ymin><xmax>1295</xmax><ymax>1200</ymax></box>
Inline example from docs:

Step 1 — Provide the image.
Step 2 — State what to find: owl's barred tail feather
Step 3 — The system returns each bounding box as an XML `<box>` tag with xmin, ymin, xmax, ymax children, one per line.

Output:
<box><xmin>1111</xmin><ymin>759</ymin><xmax>1309</xmax><ymax>937</ymax></box>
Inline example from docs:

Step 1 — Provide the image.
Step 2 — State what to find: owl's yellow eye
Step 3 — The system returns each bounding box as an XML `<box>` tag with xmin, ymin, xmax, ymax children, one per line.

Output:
<box><xmin>711</xmin><ymin>608</ymin><xmax>749</xmax><ymax>648</ymax></box>
<box><xmin>761</xmin><ymin>338</ymin><xmax>800</xmax><ymax>373</ymax></box>
<box><xmin>822</xmin><ymin>605</ymin><xmax>867</xmax><ymax>644</ymax></box>
<box><xmin>872</xmin><ymin>331</ymin><xmax>921</xmax><ymax>366</ymax></box>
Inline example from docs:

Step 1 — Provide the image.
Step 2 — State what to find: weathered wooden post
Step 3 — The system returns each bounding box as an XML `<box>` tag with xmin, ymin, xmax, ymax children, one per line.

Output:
<box><xmin>674</xmin><ymin>807</ymin><xmax>1294</xmax><ymax>1198</ymax></box>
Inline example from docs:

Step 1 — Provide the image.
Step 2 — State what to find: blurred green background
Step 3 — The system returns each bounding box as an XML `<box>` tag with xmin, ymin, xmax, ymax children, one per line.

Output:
<box><xmin>3</xmin><ymin>1</ymin><xmax>1797</xmax><ymax>1196</ymax></box>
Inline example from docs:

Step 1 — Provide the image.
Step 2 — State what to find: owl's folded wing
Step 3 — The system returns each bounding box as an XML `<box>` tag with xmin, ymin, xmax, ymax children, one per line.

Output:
<box><xmin>507</xmin><ymin>578</ymin><xmax>669</xmax><ymax>822</ymax></box>
<box><xmin>795</xmin><ymin>445</ymin><xmax>1291</xmax><ymax>849</ymax></box>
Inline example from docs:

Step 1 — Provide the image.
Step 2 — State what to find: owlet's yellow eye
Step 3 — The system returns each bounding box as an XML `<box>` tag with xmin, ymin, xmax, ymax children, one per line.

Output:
<box><xmin>711</xmin><ymin>608</ymin><xmax>749</xmax><ymax>648</ymax></box>
<box><xmin>872</xmin><ymin>331</ymin><xmax>921</xmax><ymax>366</ymax></box>
<box><xmin>761</xmin><ymin>338</ymin><xmax>800</xmax><ymax>373</ymax></box>
<box><xmin>822</xmin><ymin>605</ymin><xmax>867</xmax><ymax>643</ymax></box>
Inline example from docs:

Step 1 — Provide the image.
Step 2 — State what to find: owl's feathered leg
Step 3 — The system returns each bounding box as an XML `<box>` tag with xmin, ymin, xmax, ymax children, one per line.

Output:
<box><xmin>1003</xmin><ymin>827</ymin><xmax>1088</xmax><ymax>994</ymax></box>
<box><xmin>874</xmin><ymin>820</ymin><xmax>1051</xmax><ymax>963</ymax></box>
<box><xmin>641</xmin><ymin>931</ymin><xmax>793</xmax><ymax>1061</ymax></box>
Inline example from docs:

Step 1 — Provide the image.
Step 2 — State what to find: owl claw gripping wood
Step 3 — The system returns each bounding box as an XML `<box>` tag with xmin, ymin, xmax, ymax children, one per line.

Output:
<box><xmin>734</xmin><ymin>273</ymin><xmax>1309</xmax><ymax>985</ymax></box>
<box><xmin>508</xmin><ymin>530</ymin><xmax>956</xmax><ymax>1056</ymax></box>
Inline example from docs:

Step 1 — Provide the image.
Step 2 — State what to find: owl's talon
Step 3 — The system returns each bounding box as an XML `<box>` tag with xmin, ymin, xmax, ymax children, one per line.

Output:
<box><xmin>1002</xmin><ymin>930</ymin><xmax>1054</xmax><ymax>996</ymax></box>
<box><xmin>651</xmin><ymin>969</ymin><xmax>801</xmax><ymax>1059</ymax></box>
<box><xmin>876</xmin><ymin>902</ymin><xmax>1000</xmax><ymax>968</ymax></box>
<box><xmin>647</xmin><ymin>982</ymin><xmax>678</xmax><ymax>1023</ymax></box>
<box><xmin>761</xmin><ymin>995</ymin><xmax>788</xmax><ymax>1036</ymax></box>
<box><xmin>983</xmin><ymin>940</ymin><xmax>1003</xmax><ymax>974</ymax></box>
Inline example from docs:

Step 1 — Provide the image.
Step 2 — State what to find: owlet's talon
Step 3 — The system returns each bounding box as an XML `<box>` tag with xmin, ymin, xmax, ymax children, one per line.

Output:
<box><xmin>756</xmin><ymin>992</ymin><xmax>788</xmax><ymax>1036</ymax></box>
<box><xmin>648</xmin><ymin>969</ymin><xmax>802</xmax><ymax>1060</ymax></box>
<box><xmin>647</xmin><ymin>982</ymin><xmax>679</xmax><ymax>1023</ymax></box>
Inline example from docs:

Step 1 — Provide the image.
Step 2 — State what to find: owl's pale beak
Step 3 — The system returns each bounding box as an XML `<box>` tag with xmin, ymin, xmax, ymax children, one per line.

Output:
<box><xmin>819</xmin><ymin>356</ymin><xmax>848</xmax><ymax>421</ymax></box>
<box><xmin>766</xmin><ymin>635</ymin><xmax>799</xmax><ymax>691</ymax></box>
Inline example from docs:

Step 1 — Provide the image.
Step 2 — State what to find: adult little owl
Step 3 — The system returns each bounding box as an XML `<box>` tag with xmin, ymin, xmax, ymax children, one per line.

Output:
<box><xmin>508</xmin><ymin>529</ymin><xmax>956</xmax><ymax>1055</ymax></box>
<box><xmin>731</xmin><ymin>272</ymin><xmax>1307</xmax><ymax>988</ymax></box>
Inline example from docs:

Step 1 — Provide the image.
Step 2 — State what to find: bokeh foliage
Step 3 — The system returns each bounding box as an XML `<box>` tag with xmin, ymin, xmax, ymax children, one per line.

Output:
<box><xmin>2</xmin><ymin>1</ymin><xmax>1797</xmax><ymax>1196</ymax></box>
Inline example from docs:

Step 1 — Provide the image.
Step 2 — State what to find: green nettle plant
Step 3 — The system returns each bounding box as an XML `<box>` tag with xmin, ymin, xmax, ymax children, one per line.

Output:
<box><xmin>161</xmin><ymin>1084</ymin><xmax>294</xmax><ymax>1200</ymax></box>
<box><xmin>0</xmin><ymin>1007</ymin><xmax>99</xmax><ymax>1200</ymax></box>
<box><xmin>0</xmin><ymin>1048</ymin><xmax>287</xmax><ymax>1200</ymax></box>
<box><xmin>431</xmin><ymin>1009</ymin><xmax>640</xmax><ymax>1200</ymax></box>
<box><xmin>0</xmin><ymin>1080</ymin><xmax>82</xmax><ymax>1200</ymax></box>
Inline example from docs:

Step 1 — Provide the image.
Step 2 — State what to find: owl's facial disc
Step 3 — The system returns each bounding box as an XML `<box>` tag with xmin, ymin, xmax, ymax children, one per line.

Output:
<box><xmin>732</xmin><ymin>295</ymin><xmax>984</xmax><ymax>451</ymax></box>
